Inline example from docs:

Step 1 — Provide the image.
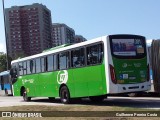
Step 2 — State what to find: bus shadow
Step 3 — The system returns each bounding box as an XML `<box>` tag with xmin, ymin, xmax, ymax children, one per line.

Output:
<box><xmin>29</xmin><ymin>97</ymin><xmax>160</xmax><ymax>109</ymax></box>
<box><xmin>29</xmin><ymin>98</ymin><xmax>62</xmax><ymax>103</ymax></box>
<box><xmin>77</xmin><ymin>97</ymin><xmax>160</xmax><ymax>109</ymax></box>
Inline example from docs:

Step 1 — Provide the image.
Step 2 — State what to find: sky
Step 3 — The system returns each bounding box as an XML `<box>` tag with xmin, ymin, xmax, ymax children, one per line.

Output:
<box><xmin>0</xmin><ymin>0</ymin><xmax>160</xmax><ymax>52</ymax></box>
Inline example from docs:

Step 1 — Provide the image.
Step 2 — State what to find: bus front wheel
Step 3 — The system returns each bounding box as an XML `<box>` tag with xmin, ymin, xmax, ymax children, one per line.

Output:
<box><xmin>23</xmin><ymin>90</ymin><xmax>31</xmax><ymax>102</ymax></box>
<box><xmin>60</xmin><ymin>86</ymin><xmax>71</xmax><ymax>104</ymax></box>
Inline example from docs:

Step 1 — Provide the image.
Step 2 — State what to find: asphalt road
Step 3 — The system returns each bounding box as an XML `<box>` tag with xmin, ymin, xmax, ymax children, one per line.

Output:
<box><xmin>0</xmin><ymin>96</ymin><xmax>160</xmax><ymax>109</ymax></box>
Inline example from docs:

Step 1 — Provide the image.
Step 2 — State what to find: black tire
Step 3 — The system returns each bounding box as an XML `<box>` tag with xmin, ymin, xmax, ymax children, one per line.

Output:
<box><xmin>60</xmin><ymin>86</ymin><xmax>71</xmax><ymax>104</ymax></box>
<box><xmin>23</xmin><ymin>90</ymin><xmax>31</xmax><ymax>102</ymax></box>
<box><xmin>89</xmin><ymin>95</ymin><xmax>106</xmax><ymax>102</ymax></box>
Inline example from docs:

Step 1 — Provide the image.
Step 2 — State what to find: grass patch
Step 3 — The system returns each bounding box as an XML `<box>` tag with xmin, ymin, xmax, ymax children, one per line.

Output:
<box><xmin>0</xmin><ymin>105</ymin><xmax>154</xmax><ymax>111</ymax></box>
<box><xmin>0</xmin><ymin>105</ymin><xmax>159</xmax><ymax>120</ymax></box>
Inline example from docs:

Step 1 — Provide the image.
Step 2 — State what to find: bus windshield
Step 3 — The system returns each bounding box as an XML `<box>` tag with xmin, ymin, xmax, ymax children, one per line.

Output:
<box><xmin>110</xmin><ymin>35</ymin><xmax>146</xmax><ymax>59</ymax></box>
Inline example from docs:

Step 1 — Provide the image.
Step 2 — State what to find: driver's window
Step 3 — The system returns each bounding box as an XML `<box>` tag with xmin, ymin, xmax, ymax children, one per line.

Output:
<box><xmin>10</xmin><ymin>63</ymin><xmax>18</xmax><ymax>78</ymax></box>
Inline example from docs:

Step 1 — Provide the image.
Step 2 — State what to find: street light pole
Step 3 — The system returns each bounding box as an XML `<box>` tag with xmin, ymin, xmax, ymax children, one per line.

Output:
<box><xmin>2</xmin><ymin>0</ymin><xmax>9</xmax><ymax>70</ymax></box>
<box><xmin>2</xmin><ymin>0</ymin><xmax>13</xmax><ymax>96</ymax></box>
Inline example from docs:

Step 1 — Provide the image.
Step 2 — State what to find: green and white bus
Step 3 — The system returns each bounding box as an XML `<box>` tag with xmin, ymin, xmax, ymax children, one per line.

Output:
<box><xmin>10</xmin><ymin>34</ymin><xmax>151</xmax><ymax>103</ymax></box>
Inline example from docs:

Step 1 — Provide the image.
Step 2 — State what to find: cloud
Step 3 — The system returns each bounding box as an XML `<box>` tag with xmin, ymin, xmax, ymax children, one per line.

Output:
<box><xmin>146</xmin><ymin>39</ymin><xmax>153</xmax><ymax>46</ymax></box>
<box><xmin>0</xmin><ymin>43</ymin><xmax>6</xmax><ymax>53</ymax></box>
<box><xmin>147</xmin><ymin>39</ymin><xmax>153</xmax><ymax>44</ymax></box>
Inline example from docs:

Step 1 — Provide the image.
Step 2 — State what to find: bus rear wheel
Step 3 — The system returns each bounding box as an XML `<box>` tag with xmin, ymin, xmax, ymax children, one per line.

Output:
<box><xmin>89</xmin><ymin>95</ymin><xmax>106</xmax><ymax>102</ymax></box>
<box><xmin>23</xmin><ymin>90</ymin><xmax>31</xmax><ymax>102</ymax></box>
<box><xmin>60</xmin><ymin>86</ymin><xmax>71</xmax><ymax>104</ymax></box>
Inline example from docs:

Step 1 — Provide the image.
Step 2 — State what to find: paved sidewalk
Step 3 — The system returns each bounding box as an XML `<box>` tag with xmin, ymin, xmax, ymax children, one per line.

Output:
<box><xmin>0</xmin><ymin>90</ymin><xmax>12</xmax><ymax>96</ymax></box>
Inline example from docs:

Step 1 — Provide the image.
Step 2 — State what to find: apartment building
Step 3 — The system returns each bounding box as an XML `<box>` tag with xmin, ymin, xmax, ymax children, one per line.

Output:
<box><xmin>51</xmin><ymin>23</ymin><xmax>75</xmax><ymax>47</ymax></box>
<box><xmin>5</xmin><ymin>3</ymin><xmax>52</xmax><ymax>59</ymax></box>
<box><xmin>74</xmin><ymin>35</ymin><xmax>87</xmax><ymax>43</ymax></box>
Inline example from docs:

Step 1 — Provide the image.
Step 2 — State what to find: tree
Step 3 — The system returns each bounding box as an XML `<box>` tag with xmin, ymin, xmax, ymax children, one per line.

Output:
<box><xmin>0</xmin><ymin>52</ymin><xmax>12</xmax><ymax>72</ymax></box>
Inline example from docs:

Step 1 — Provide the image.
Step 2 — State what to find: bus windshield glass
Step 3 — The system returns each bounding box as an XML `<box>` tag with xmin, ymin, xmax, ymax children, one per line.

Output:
<box><xmin>110</xmin><ymin>37</ymin><xmax>146</xmax><ymax>59</ymax></box>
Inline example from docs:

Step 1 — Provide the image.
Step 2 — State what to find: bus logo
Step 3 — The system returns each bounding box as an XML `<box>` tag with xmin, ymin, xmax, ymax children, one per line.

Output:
<box><xmin>57</xmin><ymin>70</ymin><xmax>68</xmax><ymax>84</ymax></box>
<box><xmin>134</xmin><ymin>63</ymin><xmax>141</xmax><ymax>67</ymax></box>
<box><xmin>122</xmin><ymin>63</ymin><xmax>127</xmax><ymax>68</ymax></box>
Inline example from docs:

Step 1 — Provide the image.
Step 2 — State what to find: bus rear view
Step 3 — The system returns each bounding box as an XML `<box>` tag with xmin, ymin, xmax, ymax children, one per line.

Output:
<box><xmin>106</xmin><ymin>34</ymin><xmax>151</xmax><ymax>94</ymax></box>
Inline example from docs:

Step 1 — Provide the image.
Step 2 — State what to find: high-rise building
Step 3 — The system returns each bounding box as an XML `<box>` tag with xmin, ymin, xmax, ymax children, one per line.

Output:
<box><xmin>5</xmin><ymin>3</ymin><xmax>52</xmax><ymax>59</ymax></box>
<box><xmin>51</xmin><ymin>23</ymin><xmax>75</xmax><ymax>47</ymax></box>
<box><xmin>74</xmin><ymin>35</ymin><xmax>87</xmax><ymax>43</ymax></box>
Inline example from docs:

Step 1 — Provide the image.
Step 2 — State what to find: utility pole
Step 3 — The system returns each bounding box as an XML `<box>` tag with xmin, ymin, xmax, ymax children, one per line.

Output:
<box><xmin>2</xmin><ymin>0</ymin><xmax>9</xmax><ymax>70</ymax></box>
<box><xmin>2</xmin><ymin>0</ymin><xmax>13</xmax><ymax>96</ymax></box>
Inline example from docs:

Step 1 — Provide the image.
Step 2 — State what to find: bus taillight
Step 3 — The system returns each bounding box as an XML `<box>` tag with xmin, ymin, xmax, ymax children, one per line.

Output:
<box><xmin>147</xmin><ymin>64</ymin><xmax>150</xmax><ymax>81</ymax></box>
<box><xmin>109</xmin><ymin>64</ymin><xmax>117</xmax><ymax>84</ymax></box>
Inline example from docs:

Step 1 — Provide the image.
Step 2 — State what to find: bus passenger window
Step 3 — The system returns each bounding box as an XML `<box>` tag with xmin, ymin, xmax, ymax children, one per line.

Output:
<box><xmin>53</xmin><ymin>55</ymin><xmax>57</xmax><ymax>70</ymax></box>
<box><xmin>98</xmin><ymin>44</ymin><xmax>103</xmax><ymax>63</ymax></box>
<box><xmin>87</xmin><ymin>43</ymin><xmax>103</xmax><ymax>65</ymax></box>
<box><xmin>59</xmin><ymin>52</ymin><xmax>69</xmax><ymax>70</ymax></box>
<box><xmin>47</xmin><ymin>55</ymin><xmax>53</xmax><ymax>71</ymax></box>
<box><xmin>71</xmin><ymin>48</ymin><xmax>85</xmax><ymax>68</ymax></box>
<box><xmin>36</xmin><ymin>58</ymin><xmax>41</xmax><ymax>73</ymax></box>
<box><xmin>10</xmin><ymin>63</ymin><xmax>18</xmax><ymax>78</ymax></box>
<box><xmin>30</xmin><ymin>60</ymin><xmax>35</xmax><ymax>74</ymax></box>
<box><xmin>27</xmin><ymin>61</ymin><xmax>31</xmax><ymax>74</ymax></box>
<box><xmin>23</xmin><ymin>62</ymin><xmax>27</xmax><ymax>75</ymax></box>
<box><xmin>41</xmin><ymin>57</ymin><xmax>45</xmax><ymax>72</ymax></box>
<box><xmin>18</xmin><ymin>62</ymin><xmax>23</xmax><ymax>76</ymax></box>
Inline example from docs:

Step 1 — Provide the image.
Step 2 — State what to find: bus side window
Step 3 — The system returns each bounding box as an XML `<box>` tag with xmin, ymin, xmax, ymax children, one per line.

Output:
<box><xmin>27</xmin><ymin>61</ymin><xmax>31</xmax><ymax>74</ymax></box>
<box><xmin>53</xmin><ymin>55</ymin><xmax>57</xmax><ymax>70</ymax></box>
<box><xmin>47</xmin><ymin>55</ymin><xmax>53</xmax><ymax>71</ymax></box>
<box><xmin>41</xmin><ymin>57</ymin><xmax>45</xmax><ymax>72</ymax></box>
<box><xmin>30</xmin><ymin>60</ymin><xmax>35</xmax><ymax>74</ymax></box>
<box><xmin>87</xmin><ymin>43</ymin><xmax>103</xmax><ymax>65</ymax></box>
<box><xmin>23</xmin><ymin>61</ymin><xmax>27</xmax><ymax>75</ymax></box>
<box><xmin>98</xmin><ymin>44</ymin><xmax>103</xmax><ymax>63</ymax></box>
<box><xmin>71</xmin><ymin>48</ymin><xmax>85</xmax><ymax>68</ymax></box>
<box><xmin>10</xmin><ymin>63</ymin><xmax>18</xmax><ymax>79</ymax></box>
<box><xmin>59</xmin><ymin>52</ymin><xmax>69</xmax><ymax>70</ymax></box>
<box><xmin>36</xmin><ymin>58</ymin><xmax>41</xmax><ymax>73</ymax></box>
<box><xmin>18</xmin><ymin>62</ymin><xmax>23</xmax><ymax>76</ymax></box>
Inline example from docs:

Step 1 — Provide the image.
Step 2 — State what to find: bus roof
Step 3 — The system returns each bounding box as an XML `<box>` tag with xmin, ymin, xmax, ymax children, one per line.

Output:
<box><xmin>11</xmin><ymin>35</ymin><xmax>104</xmax><ymax>64</ymax></box>
<box><xmin>11</xmin><ymin>34</ymin><xmax>146</xmax><ymax>64</ymax></box>
<box><xmin>42</xmin><ymin>44</ymin><xmax>71</xmax><ymax>52</ymax></box>
<box><xmin>0</xmin><ymin>71</ymin><xmax>10</xmax><ymax>76</ymax></box>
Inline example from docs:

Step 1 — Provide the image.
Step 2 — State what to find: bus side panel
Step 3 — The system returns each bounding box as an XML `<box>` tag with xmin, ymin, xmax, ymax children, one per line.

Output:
<box><xmin>13</xmin><ymin>75</ymin><xmax>36</xmax><ymax>96</ymax></box>
<box><xmin>46</xmin><ymin>72</ymin><xmax>59</xmax><ymax>97</ymax></box>
<box><xmin>66</xmin><ymin>69</ymin><xmax>75</xmax><ymax>98</ymax></box>
<box><xmin>39</xmin><ymin>72</ymin><xmax>56</xmax><ymax>97</ymax></box>
<box><xmin>47</xmin><ymin>70</ymin><xmax>75</xmax><ymax>98</ymax></box>
<box><xmin>101</xmin><ymin>62</ymin><xmax>107</xmax><ymax>95</ymax></box>
<box><xmin>22</xmin><ymin>75</ymin><xmax>36</xmax><ymax>97</ymax></box>
<box><xmin>35</xmin><ymin>73</ymin><xmax>43</xmax><ymax>96</ymax></box>
<box><xmin>13</xmin><ymin>82</ymin><xmax>21</xmax><ymax>96</ymax></box>
<box><xmin>72</xmin><ymin>67</ymin><xmax>89</xmax><ymax>97</ymax></box>
<box><xmin>72</xmin><ymin>64</ymin><xmax>106</xmax><ymax>98</ymax></box>
<box><xmin>87</xmin><ymin>64</ymin><xmax>106</xmax><ymax>96</ymax></box>
<box><xmin>39</xmin><ymin>70</ymin><xmax>75</xmax><ymax>98</ymax></box>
